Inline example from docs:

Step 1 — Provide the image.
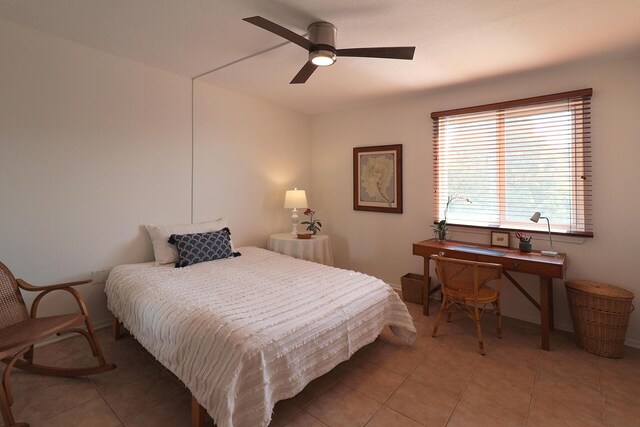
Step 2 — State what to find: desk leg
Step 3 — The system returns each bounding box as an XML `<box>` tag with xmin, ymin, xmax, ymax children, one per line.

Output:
<box><xmin>540</xmin><ymin>277</ymin><xmax>552</xmax><ymax>351</ymax></box>
<box><xmin>422</xmin><ymin>257</ymin><xmax>431</xmax><ymax>316</ymax></box>
<box><xmin>549</xmin><ymin>281</ymin><xmax>555</xmax><ymax>331</ymax></box>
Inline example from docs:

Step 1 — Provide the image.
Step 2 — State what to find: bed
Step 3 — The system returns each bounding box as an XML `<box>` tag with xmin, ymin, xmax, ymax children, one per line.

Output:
<box><xmin>106</xmin><ymin>246</ymin><xmax>416</xmax><ymax>427</ymax></box>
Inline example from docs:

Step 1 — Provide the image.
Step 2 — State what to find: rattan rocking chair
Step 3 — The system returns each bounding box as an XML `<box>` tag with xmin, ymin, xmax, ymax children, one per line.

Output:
<box><xmin>0</xmin><ymin>262</ymin><xmax>116</xmax><ymax>427</ymax></box>
<box><xmin>431</xmin><ymin>255</ymin><xmax>503</xmax><ymax>355</ymax></box>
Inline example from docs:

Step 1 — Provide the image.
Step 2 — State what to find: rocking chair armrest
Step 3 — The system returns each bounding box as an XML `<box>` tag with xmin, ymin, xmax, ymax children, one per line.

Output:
<box><xmin>17</xmin><ymin>278</ymin><xmax>91</xmax><ymax>292</ymax></box>
<box><xmin>16</xmin><ymin>278</ymin><xmax>92</xmax><ymax>319</ymax></box>
<box><xmin>31</xmin><ymin>282</ymin><xmax>89</xmax><ymax>319</ymax></box>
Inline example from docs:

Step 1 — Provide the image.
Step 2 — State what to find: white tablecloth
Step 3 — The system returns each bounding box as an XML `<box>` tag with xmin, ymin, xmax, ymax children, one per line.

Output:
<box><xmin>267</xmin><ymin>233</ymin><xmax>334</xmax><ymax>266</ymax></box>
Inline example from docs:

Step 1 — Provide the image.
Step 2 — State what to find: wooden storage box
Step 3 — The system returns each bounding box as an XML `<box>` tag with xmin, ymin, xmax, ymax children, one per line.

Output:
<box><xmin>401</xmin><ymin>273</ymin><xmax>424</xmax><ymax>305</ymax></box>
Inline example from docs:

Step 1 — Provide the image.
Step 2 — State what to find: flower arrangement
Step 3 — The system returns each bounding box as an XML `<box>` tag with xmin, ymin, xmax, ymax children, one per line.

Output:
<box><xmin>301</xmin><ymin>208</ymin><xmax>322</xmax><ymax>235</ymax></box>
<box><xmin>433</xmin><ymin>195</ymin><xmax>472</xmax><ymax>241</ymax></box>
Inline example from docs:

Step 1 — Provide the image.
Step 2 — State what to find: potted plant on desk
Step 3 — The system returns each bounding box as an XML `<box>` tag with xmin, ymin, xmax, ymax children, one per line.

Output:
<box><xmin>434</xmin><ymin>219</ymin><xmax>448</xmax><ymax>242</ymax></box>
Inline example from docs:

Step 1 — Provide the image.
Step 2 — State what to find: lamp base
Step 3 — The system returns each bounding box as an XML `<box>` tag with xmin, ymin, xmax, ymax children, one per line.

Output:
<box><xmin>541</xmin><ymin>250</ymin><xmax>558</xmax><ymax>257</ymax></box>
<box><xmin>290</xmin><ymin>208</ymin><xmax>299</xmax><ymax>235</ymax></box>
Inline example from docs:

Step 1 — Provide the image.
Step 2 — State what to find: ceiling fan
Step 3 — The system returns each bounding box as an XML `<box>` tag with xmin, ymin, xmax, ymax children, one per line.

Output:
<box><xmin>243</xmin><ymin>16</ymin><xmax>416</xmax><ymax>84</ymax></box>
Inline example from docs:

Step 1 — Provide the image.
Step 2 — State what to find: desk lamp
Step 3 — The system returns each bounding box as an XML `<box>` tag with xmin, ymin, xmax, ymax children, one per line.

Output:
<box><xmin>284</xmin><ymin>188</ymin><xmax>308</xmax><ymax>235</ymax></box>
<box><xmin>530</xmin><ymin>212</ymin><xmax>558</xmax><ymax>256</ymax></box>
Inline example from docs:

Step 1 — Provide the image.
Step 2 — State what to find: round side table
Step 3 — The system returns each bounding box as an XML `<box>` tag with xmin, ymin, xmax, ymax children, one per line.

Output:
<box><xmin>267</xmin><ymin>233</ymin><xmax>334</xmax><ymax>266</ymax></box>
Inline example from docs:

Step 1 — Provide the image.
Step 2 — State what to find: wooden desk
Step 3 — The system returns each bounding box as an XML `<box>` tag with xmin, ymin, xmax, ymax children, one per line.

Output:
<box><xmin>412</xmin><ymin>239</ymin><xmax>567</xmax><ymax>351</ymax></box>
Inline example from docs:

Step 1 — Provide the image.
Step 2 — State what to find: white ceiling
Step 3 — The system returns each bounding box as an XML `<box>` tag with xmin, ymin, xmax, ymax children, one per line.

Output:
<box><xmin>2</xmin><ymin>0</ymin><xmax>640</xmax><ymax>115</ymax></box>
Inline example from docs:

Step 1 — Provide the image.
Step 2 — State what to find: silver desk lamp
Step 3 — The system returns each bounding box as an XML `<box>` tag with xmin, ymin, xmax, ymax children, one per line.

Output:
<box><xmin>530</xmin><ymin>212</ymin><xmax>558</xmax><ymax>257</ymax></box>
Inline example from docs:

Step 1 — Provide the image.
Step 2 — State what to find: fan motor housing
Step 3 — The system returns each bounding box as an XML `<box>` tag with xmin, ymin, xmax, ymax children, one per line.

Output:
<box><xmin>308</xmin><ymin>21</ymin><xmax>337</xmax><ymax>47</ymax></box>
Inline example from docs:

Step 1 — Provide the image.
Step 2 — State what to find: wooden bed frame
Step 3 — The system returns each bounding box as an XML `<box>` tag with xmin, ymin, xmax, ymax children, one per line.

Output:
<box><xmin>112</xmin><ymin>315</ymin><xmax>208</xmax><ymax>427</ymax></box>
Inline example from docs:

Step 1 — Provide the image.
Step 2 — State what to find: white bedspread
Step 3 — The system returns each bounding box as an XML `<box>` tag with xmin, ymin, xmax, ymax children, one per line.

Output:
<box><xmin>106</xmin><ymin>247</ymin><xmax>416</xmax><ymax>427</ymax></box>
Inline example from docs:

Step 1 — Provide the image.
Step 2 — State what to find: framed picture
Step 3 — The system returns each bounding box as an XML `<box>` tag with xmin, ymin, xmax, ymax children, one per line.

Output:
<box><xmin>353</xmin><ymin>144</ymin><xmax>403</xmax><ymax>213</ymax></box>
<box><xmin>491</xmin><ymin>231</ymin><xmax>510</xmax><ymax>248</ymax></box>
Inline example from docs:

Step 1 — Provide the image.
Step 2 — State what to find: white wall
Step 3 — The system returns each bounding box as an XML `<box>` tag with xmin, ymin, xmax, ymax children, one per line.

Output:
<box><xmin>0</xmin><ymin>21</ymin><xmax>312</xmax><ymax>328</ymax></box>
<box><xmin>0</xmin><ymin>21</ymin><xmax>192</xmax><ymax>326</ymax></box>
<box><xmin>310</xmin><ymin>56</ymin><xmax>640</xmax><ymax>346</ymax></box>
<box><xmin>0</xmin><ymin>22</ymin><xmax>191</xmax><ymax>330</ymax></box>
<box><xmin>193</xmin><ymin>81</ymin><xmax>311</xmax><ymax>247</ymax></box>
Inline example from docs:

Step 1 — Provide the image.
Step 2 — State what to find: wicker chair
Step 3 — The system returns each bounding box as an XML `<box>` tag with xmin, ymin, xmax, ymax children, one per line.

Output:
<box><xmin>431</xmin><ymin>255</ymin><xmax>503</xmax><ymax>355</ymax></box>
<box><xmin>0</xmin><ymin>262</ymin><xmax>115</xmax><ymax>427</ymax></box>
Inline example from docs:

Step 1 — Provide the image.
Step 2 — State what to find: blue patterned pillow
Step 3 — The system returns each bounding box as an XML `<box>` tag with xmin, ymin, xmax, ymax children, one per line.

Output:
<box><xmin>168</xmin><ymin>228</ymin><xmax>238</xmax><ymax>268</ymax></box>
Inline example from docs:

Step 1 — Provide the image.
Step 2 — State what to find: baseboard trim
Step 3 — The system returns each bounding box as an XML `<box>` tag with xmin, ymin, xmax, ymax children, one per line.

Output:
<box><xmin>389</xmin><ymin>282</ymin><xmax>402</xmax><ymax>293</ymax></box>
<box><xmin>624</xmin><ymin>336</ymin><xmax>640</xmax><ymax>349</ymax></box>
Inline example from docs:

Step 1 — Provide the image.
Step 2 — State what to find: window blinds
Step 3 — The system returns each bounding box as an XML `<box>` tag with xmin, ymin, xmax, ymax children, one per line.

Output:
<box><xmin>432</xmin><ymin>89</ymin><xmax>592</xmax><ymax>236</ymax></box>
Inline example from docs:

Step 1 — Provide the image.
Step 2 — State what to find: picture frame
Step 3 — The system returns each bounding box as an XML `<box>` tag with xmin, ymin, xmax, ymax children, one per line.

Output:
<box><xmin>353</xmin><ymin>144</ymin><xmax>403</xmax><ymax>213</ymax></box>
<box><xmin>491</xmin><ymin>231</ymin><xmax>510</xmax><ymax>248</ymax></box>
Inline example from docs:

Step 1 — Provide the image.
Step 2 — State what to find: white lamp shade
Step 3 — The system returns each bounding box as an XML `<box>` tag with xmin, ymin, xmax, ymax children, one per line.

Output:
<box><xmin>530</xmin><ymin>211</ymin><xmax>541</xmax><ymax>223</ymax></box>
<box><xmin>284</xmin><ymin>189</ymin><xmax>308</xmax><ymax>209</ymax></box>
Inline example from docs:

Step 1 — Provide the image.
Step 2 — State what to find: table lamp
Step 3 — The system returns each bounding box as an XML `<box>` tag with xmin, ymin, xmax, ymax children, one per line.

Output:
<box><xmin>284</xmin><ymin>188</ymin><xmax>308</xmax><ymax>235</ymax></box>
<box><xmin>530</xmin><ymin>211</ymin><xmax>558</xmax><ymax>256</ymax></box>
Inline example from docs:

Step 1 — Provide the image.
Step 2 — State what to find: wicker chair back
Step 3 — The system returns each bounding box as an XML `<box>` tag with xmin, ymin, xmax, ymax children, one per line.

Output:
<box><xmin>0</xmin><ymin>262</ymin><xmax>29</xmax><ymax>330</ymax></box>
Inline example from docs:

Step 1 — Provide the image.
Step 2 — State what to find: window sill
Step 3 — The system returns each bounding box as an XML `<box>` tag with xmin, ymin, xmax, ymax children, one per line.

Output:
<box><xmin>434</xmin><ymin>221</ymin><xmax>594</xmax><ymax>238</ymax></box>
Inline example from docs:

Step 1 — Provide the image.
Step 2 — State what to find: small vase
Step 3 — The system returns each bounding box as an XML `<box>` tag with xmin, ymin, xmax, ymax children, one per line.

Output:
<box><xmin>434</xmin><ymin>230</ymin><xmax>447</xmax><ymax>242</ymax></box>
<box><xmin>519</xmin><ymin>241</ymin><xmax>532</xmax><ymax>253</ymax></box>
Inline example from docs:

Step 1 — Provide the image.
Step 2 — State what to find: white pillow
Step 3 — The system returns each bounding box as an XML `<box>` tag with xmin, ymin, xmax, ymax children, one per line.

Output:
<box><xmin>146</xmin><ymin>218</ymin><xmax>229</xmax><ymax>265</ymax></box>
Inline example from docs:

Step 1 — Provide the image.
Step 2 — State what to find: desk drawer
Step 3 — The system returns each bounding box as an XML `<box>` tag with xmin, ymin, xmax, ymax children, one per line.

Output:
<box><xmin>436</xmin><ymin>250</ymin><xmax>477</xmax><ymax>262</ymax></box>
<box><xmin>477</xmin><ymin>255</ymin><xmax>563</xmax><ymax>278</ymax></box>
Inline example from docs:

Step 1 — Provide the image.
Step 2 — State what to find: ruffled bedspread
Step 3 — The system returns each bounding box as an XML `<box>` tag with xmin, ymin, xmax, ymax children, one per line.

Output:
<box><xmin>106</xmin><ymin>246</ymin><xmax>416</xmax><ymax>427</ymax></box>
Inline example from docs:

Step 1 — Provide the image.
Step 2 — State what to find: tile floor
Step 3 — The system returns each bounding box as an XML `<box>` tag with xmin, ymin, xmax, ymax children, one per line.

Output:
<box><xmin>6</xmin><ymin>302</ymin><xmax>640</xmax><ymax>426</ymax></box>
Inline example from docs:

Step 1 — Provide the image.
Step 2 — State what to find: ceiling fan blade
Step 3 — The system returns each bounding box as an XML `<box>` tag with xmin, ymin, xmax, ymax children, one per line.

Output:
<box><xmin>243</xmin><ymin>16</ymin><xmax>313</xmax><ymax>51</ymax></box>
<box><xmin>290</xmin><ymin>61</ymin><xmax>318</xmax><ymax>84</ymax></box>
<box><xmin>336</xmin><ymin>46</ymin><xmax>416</xmax><ymax>60</ymax></box>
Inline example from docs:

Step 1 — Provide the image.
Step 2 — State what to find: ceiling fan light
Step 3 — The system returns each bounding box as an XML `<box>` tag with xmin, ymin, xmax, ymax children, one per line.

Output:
<box><xmin>310</xmin><ymin>50</ymin><xmax>336</xmax><ymax>66</ymax></box>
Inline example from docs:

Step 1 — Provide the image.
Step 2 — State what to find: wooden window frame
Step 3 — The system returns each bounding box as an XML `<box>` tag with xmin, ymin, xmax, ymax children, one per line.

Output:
<box><xmin>432</xmin><ymin>89</ymin><xmax>593</xmax><ymax>238</ymax></box>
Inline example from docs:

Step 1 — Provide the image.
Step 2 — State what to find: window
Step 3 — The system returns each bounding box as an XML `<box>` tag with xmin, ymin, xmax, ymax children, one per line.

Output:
<box><xmin>432</xmin><ymin>89</ymin><xmax>592</xmax><ymax>236</ymax></box>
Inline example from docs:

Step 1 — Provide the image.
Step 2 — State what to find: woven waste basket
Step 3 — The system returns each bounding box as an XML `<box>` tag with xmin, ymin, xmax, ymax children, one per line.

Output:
<box><xmin>401</xmin><ymin>273</ymin><xmax>424</xmax><ymax>305</ymax></box>
<box><xmin>565</xmin><ymin>280</ymin><xmax>634</xmax><ymax>358</ymax></box>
